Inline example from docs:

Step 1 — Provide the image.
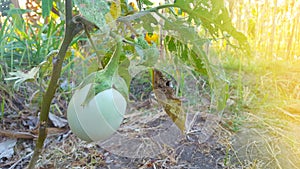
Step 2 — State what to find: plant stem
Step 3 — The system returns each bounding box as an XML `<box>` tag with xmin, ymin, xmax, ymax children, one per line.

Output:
<box><xmin>105</xmin><ymin>32</ymin><xmax>122</xmax><ymax>74</ymax></box>
<box><xmin>27</xmin><ymin>1</ymin><xmax>84</xmax><ymax>168</ymax></box>
<box><xmin>85</xmin><ymin>26</ymin><xmax>103</xmax><ymax>69</ymax></box>
<box><xmin>117</xmin><ymin>4</ymin><xmax>175</xmax><ymax>23</ymax></box>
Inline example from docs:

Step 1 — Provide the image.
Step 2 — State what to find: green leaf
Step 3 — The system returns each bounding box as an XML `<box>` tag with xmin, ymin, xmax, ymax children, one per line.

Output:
<box><xmin>42</xmin><ymin>0</ymin><xmax>54</xmax><ymax>18</ymax></box>
<box><xmin>138</xmin><ymin>13</ymin><xmax>158</xmax><ymax>32</ymax></box>
<box><xmin>135</xmin><ymin>35</ymin><xmax>149</xmax><ymax>49</ymax></box>
<box><xmin>189</xmin><ymin>47</ymin><xmax>207</xmax><ymax>75</ymax></box>
<box><xmin>163</xmin><ymin>15</ymin><xmax>228</xmax><ymax>112</ymax></box>
<box><xmin>7</xmin><ymin>8</ymin><xmax>31</xmax><ymax>15</ymax></box>
<box><xmin>164</xmin><ymin>35</ymin><xmax>207</xmax><ymax>75</ymax></box>
<box><xmin>141</xmin><ymin>0</ymin><xmax>153</xmax><ymax>6</ymax></box>
<box><xmin>174</xmin><ymin>0</ymin><xmax>192</xmax><ymax>9</ymax></box>
<box><xmin>165</xmin><ymin>36</ymin><xmax>177</xmax><ymax>52</ymax></box>
<box><xmin>74</xmin><ymin>0</ymin><xmax>110</xmax><ymax>29</ymax></box>
<box><xmin>7</xmin><ymin>8</ymin><xmax>29</xmax><ymax>32</ymax></box>
<box><xmin>133</xmin><ymin>35</ymin><xmax>159</xmax><ymax>67</ymax></box>
<box><xmin>87</xmin><ymin>59</ymin><xmax>100</xmax><ymax>74</ymax></box>
<box><xmin>139</xmin><ymin>44</ymin><xmax>159</xmax><ymax>67</ymax></box>
<box><xmin>118</xmin><ymin>55</ymin><xmax>131</xmax><ymax>88</ymax></box>
<box><xmin>175</xmin><ymin>0</ymin><xmax>250</xmax><ymax>55</ymax></box>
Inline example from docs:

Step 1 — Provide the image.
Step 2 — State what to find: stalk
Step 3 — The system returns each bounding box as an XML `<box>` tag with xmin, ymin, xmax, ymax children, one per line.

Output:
<box><xmin>104</xmin><ymin>32</ymin><xmax>122</xmax><ymax>76</ymax></box>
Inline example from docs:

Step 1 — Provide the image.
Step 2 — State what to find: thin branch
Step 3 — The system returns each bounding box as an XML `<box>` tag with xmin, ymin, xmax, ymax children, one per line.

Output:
<box><xmin>9</xmin><ymin>152</ymin><xmax>34</xmax><ymax>169</ymax></box>
<box><xmin>73</xmin><ymin>15</ymin><xmax>104</xmax><ymax>68</ymax></box>
<box><xmin>0</xmin><ymin>129</ymin><xmax>37</xmax><ymax>139</ymax></box>
<box><xmin>65</xmin><ymin>0</ymin><xmax>72</xmax><ymax>25</ymax></box>
<box><xmin>84</xmin><ymin>26</ymin><xmax>103</xmax><ymax>69</ymax></box>
<box><xmin>117</xmin><ymin>4</ymin><xmax>175</xmax><ymax>23</ymax></box>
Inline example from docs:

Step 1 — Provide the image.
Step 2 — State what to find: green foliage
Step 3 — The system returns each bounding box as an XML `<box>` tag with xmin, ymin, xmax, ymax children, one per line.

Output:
<box><xmin>118</xmin><ymin>54</ymin><xmax>131</xmax><ymax>87</ymax></box>
<box><xmin>162</xmin><ymin>15</ymin><xmax>227</xmax><ymax>111</ymax></box>
<box><xmin>6</xmin><ymin>8</ymin><xmax>30</xmax><ymax>32</ymax></box>
<box><xmin>174</xmin><ymin>0</ymin><xmax>250</xmax><ymax>55</ymax></box>
<box><xmin>0</xmin><ymin>10</ymin><xmax>64</xmax><ymax>69</ymax></box>
<box><xmin>2</xmin><ymin>0</ymin><xmax>248</xmax><ymax>115</ymax></box>
<box><xmin>66</xmin><ymin>0</ymin><xmax>248</xmax><ymax>113</ymax></box>
<box><xmin>140</xmin><ymin>0</ymin><xmax>153</xmax><ymax>6</ymax></box>
<box><xmin>165</xmin><ymin>36</ymin><xmax>207</xmax><ymax>75</ymax></box>
<box><xmin>137</xmin><ymin>14</ymin><xmax>158</xmax><ymax>32</ymax></box>
<box><xmin>74</xmin><ymin>0</ymin><xmax>110</xmax><ymax>30</ymax></box>
<box><xmin>134</xmin><ymin>36</ymin><xmax>159</xmax><ymax>66</ymax></box>
<box><xmin>42</xmin><ymin>0</ymin><xmax>54</xmax><ymax>18</ymax></box>
<box><xmin>0</xmin><ymin>98</ymin><xmax>4</xmax><ymax>120</ymax></box>
<box><xmin>165</xmin><ymin>0</ymin><xmax>248</xmax><ymax>112</ymax></box>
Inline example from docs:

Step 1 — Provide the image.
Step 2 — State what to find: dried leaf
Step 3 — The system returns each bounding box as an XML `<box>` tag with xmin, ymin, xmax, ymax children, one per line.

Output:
<box><xmin>152</xmin><ymin>69</ymin><xmax>186</xmax><ymax>132</ymax></box>
<box><xmin>0</xmin><ymin>139</ymin><xmax>17</xmax><ymax>160</ymax></box>
<box><xmin>49</xmin><ymin>113</ymin><xmax>68</xmax><ymax>128</ymax></box>
<box><xmin>4</xmin><ymin>67</ymin><xmax>40</xmax><ymax>90</ymax></box>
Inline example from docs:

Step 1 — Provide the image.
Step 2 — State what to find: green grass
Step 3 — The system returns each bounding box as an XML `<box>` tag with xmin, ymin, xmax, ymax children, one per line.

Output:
<box><xmin>219</xmin><ymin>50</ymin><xmax>300</xmax><ymax>168</ymax></box>
<box><xmin>0</xmin><ymin>97</ymin><xmax>4</xmax><ymax>120</ymax></box>
<box><xmin>1</xmin><ymin>12</ymin><xmax>65</xmax><ymax>71</ymax></box>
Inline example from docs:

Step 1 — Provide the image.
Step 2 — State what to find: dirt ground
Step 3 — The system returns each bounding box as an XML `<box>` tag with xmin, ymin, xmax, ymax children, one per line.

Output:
<box><xmin>0</xmin><ymin>68</ymin><xmax>237</xmax><ymax>169</ymax></box>
<box><xmin>1</xmin><ymin>67</ymin><xmax>299</xmax><ymax>169</ymax></box>
<box><xmin>0</xmin><ymin>108</ymin><xmax>231</xmax><ymax>169</ymax></box>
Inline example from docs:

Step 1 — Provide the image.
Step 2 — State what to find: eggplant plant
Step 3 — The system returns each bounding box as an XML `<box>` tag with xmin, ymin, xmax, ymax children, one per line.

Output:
<box><xmin>65</xmin><ymin>0</ymin><xmax>250</xmax><ymax>139</ymax></box>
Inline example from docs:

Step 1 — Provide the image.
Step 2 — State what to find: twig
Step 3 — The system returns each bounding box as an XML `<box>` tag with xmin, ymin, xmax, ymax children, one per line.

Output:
<box><xmin>84</xmin><ymin>26</ymin><xmax>103</xmax><ymax>68</ymax></box>
<box><xmin>73</xmin><ymin>16</ymin><xmax>103</xmax><ymax>68</ymax></box>
<box><xmin>0</xmin><ymin>129</ymin><xmax>37</xmax><ymax>139</ymax></box>
<box><xmin>9</xmin><ymin>152</ymin><xmax>34</xmax><ymax>169</ymax></box>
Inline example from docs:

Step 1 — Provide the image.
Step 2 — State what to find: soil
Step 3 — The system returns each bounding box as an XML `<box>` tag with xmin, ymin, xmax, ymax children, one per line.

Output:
<box><xmin>0</xmin><ymin>69</ymin><xmax>233</xmax><ymax>169</ymax></box>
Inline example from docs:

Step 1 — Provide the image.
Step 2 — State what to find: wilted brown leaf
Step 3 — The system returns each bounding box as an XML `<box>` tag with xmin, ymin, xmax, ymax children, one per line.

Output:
<box><xmin>152</xmin><ymin>69</ymin><xmax>186</xmax><ymax>132</ymax></box>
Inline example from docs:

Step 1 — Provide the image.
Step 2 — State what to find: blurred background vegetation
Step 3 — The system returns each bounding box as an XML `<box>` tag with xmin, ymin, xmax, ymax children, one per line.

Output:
<box><xmin>228</xmin><ymin>0</ymin><xmax>299</xmax><ymax>60</ymax></box>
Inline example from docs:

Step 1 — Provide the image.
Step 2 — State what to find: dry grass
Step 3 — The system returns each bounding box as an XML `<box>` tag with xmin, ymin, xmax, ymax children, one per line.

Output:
<box><xmin>227</xmin><ymin>59</ymin><xmax>300</xmax><ymax>169</ymax></box>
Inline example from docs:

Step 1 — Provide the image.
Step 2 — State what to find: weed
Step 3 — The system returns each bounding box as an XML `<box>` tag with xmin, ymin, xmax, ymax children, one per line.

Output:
<box><xmin>0</xmin><ymin>98</ymin><xmax>4</xmax><ymax>120</ymax></box>
<box><xmin>1</xmin><ymin>11</ymin><xmax>65</xmax><ymax>70</ymax></box>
